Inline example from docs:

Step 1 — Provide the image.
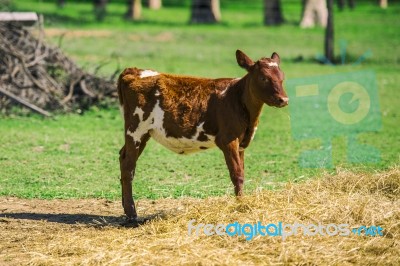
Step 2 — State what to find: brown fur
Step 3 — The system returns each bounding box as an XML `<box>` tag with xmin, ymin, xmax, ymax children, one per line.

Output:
<box><xmin>118</xmin><ymin>50</ymin><xmax>288</xmax><ymax>221</ymax></box>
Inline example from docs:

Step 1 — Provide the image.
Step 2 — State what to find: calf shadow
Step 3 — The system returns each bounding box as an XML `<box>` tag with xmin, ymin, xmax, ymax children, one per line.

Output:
<box><xmin>0</xmin><ymin>212</ymin><xmax>165</xmax><ymax>228</ymax></box>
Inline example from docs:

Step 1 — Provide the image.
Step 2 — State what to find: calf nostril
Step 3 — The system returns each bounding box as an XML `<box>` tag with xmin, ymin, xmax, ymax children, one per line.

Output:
<box><xmin>278</xmin><ymin>97</ymin><xmax>289</xmax><ymax>105</ymax></box>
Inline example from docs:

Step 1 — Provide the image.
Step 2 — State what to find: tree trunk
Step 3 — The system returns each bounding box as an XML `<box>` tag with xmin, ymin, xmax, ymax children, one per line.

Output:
<box><xmin>300</xmin><ymin>0</ymin><xmax>328</xmax><ymax>28</ymax></box>
<box><xmin>264</xmin><ymin>0</ymin><xmax>284</xmax><ymax>26</ymax></box>
<box><xmin>337</xmin><ymin>0</ymin><xmax>345</xmax><ymax>10</ymax></box>
<box><xmin>301</xmin><ymin>0</ymin><xmax>306</xmax><ymax>18</ymax></box>
<box><xmin>126</xmin><ymin>0</ymin><xmax>142</xmax><ymax>20</ymax></box>
<box><xmin>148</xmin><ymin>0</ymin><xmax>162</xmax><ymax>10</ymax></box>
<box><xmin>57</xmin><ymin>0</ymin><xmax>66</xmax><ymax>8</ymax></box>
<box><xmin>325</xmin><ymin>0</ymin><xmax>334</xmax><ymax>62</ymax></box>
<box><xmin>93</xmin><ymin>0</ymin><xmax>107</xmax><ymax>21</ymax></box>
<box><xmin>380</xmin><ymin>0</ymin><xmax>387</xmax><ymax>9</ymax></box>
<box><xmin>190</xmin><ymin>0</ymin><xmax>221</xmax><ymax>24</ymax></box>
<box><xmin>348</xmin><ymin>0</ymin><xmax>355</xmax><ymax>9</ymax></box>
<box><xmin>337</xmin><ymin>0</ymin><xmax>355</xmax><ymax>10</ymax></box>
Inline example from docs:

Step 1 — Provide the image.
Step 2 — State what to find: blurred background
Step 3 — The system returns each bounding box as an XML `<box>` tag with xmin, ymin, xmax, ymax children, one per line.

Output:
<box><xmin>2</xmin><ymin>0</ymin><xmax>398</xmax><ymax>77</ymax></box>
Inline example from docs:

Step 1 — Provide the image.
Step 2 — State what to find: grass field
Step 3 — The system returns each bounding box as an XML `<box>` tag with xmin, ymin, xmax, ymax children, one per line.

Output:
<box><xmin>1</xmin><ymin>0</ymin><xmax>398</xmax><ymax>200</ymax></box>
<box><xmin>1</xmin><ymin>1</ymin><xmax>399</xmax><ymax>265</ymax></box>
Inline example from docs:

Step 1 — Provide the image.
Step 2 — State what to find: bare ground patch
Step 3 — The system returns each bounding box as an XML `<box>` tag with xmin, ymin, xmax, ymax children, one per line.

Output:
<box><xmin>44</xmin><ymin>28</ymin><xmax>175</xmax><ymax>43</ymax></box>
<box><xmin>1</xmin><ymin>168</ymin><xmax>399</xmax><ymax>265</ymax></box>
<box><xmin>45</xmin><ymin>28</ymin><xmax>113</xmax><ymax>39</ymax></box>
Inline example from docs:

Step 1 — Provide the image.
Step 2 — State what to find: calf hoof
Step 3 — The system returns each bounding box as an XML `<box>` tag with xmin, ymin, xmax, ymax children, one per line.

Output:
<box><xmin>121</xmin><ymin>217</ymin><xmax>139</xmax><ymax>227</ymax></box>
<box><xmin>234</xmin><ymin>188</ymin><xmax>244</xmax><ymax>197</ymax></box>
<box><xmin>235</xmin><ymin>195</ymin><xmax>244</xmax><ymax>203</ymax></box>
<box><xmin>120</xmin><ymin>216</ymin><xmax>152</xmax><ymax>228</ymax></box>
<box><xmin>123</xmin><ymin>202</ymin><xmax>137</xmax><ymax>220</ymax></box>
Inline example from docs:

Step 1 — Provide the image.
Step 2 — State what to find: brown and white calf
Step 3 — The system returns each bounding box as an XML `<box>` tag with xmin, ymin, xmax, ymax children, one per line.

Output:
<box><xmin>118</xmin><ymin>50</ymin><xmax>288</xmax><ymax>221</ymax></box>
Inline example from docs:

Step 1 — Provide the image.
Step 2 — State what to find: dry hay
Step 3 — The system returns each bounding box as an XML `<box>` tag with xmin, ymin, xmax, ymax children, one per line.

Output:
<box><xmin>0</xmin><ymin>22</ymin><xmax>117</xmax><ymax>116</ymax></box>
<box><xmin>0</xmin><ymin>167</ymin><xmax>399</xmax><ymax>265</ymax></box>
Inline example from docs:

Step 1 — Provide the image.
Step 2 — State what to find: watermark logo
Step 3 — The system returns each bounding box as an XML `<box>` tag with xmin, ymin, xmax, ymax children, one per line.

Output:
<box><xmin>316</xmin><ymin>40</ymin><xmax>373</xmax><ymax>66</ymax></box>
<box><xmin>187</xmin><ymin>219</ymin><xmax>384</xmax><ymax>241</ymax></box>
<box><xmin>286</xmin><ymin>70</ymin><xmax>381</xmax><ymax>168</ymax></box>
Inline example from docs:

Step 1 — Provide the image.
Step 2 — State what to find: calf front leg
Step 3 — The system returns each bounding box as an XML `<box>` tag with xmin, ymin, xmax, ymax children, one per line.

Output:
<box><xmin>219</xmin><ymin>139</ymin><xmax>245</xmax><ymax>196</ymax></box>
<box><xmin>239</xmin><ymin>128</ymin><xmax>253</xmax><ymax>150</ymax></box>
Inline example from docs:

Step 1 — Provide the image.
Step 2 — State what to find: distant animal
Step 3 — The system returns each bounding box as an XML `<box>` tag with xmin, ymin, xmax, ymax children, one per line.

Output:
<box><xmin>117</xmin><ymin>50</ymin><xmax>288</xmax><ymax>221</ymax></box>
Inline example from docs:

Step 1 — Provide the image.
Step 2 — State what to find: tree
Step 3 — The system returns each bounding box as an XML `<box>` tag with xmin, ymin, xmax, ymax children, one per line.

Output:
<box><xmin>337</xmin><ymin>0</ymin><xmax>355</xmax><ymax>10</ymax></box>
<box><xmin>264</xmin><ymin>0</ymin><xmax>284</xmax><ymax>26</ymax></box>
<box><xmin>300</xmin><ymin>0</ymin><xmax>328</xmax><ymax>28</ymax></box>
<box><xmin>148</xmin><ymin>0</ymin><xmax>162</xmax><ymax>10</ymax></box>
<box><xmin>379</xmin><ymin>0</ymin><xmax>387</xmax><ymax>9</ymax></box>
<box><xmin>190</xmin><ymin>0</ymin><xmax>221</xmax><ymax>24</ymax></box>
<box><xmin>325</xmin><ymin>0</ymin><xmax>334</xmax><ymax>62</ymax></box>
<box><xmin>57</xmin><ymin>0</ymin><xmax>66</xmax><ymax>8</ymax></box>
<box><xmin>93</xmin><ymin>0</ymin><xmax>107</xmax><ymax>21</ymax></box>
<box><xmin>126</xmin><ymin>0</ymin><xmax>142</xmax><ymax>20</ymax></box>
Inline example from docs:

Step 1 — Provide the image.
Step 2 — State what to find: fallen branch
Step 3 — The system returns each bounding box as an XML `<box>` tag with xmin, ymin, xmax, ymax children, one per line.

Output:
<box><xmin>0</xmin><ymin>87</ymin><xmax>51</xmax><ymax>117</ymax></box>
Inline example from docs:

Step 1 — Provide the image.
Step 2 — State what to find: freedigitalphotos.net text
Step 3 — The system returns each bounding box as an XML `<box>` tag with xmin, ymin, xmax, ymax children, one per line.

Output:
<box><xmin>187</xmin><ymin>219</ymin><xmax>383</xmax><ymax>241</ymax></box>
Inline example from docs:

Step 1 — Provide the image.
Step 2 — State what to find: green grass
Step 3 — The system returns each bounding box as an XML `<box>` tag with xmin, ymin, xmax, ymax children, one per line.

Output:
<box><xmin>0</xmin><ymin>1</ymin><xmax>399</xmax><ymax>199</ymax></box>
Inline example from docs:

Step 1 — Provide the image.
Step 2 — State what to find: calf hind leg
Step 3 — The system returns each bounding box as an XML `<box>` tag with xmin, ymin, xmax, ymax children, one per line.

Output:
<box><xmin>119</xmin><ymin>134</ymin><xmax>150</xmax><ymax>221</ymax></box>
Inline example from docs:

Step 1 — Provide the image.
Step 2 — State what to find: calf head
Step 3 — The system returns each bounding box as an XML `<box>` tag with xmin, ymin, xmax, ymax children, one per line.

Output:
<box><xmin>236</xmin><ymin>50</ymin><xmax>288</xmax><ymax>107</ymax></box>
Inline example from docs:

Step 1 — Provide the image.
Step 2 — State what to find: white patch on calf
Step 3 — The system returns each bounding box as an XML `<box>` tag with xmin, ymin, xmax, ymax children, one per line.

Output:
<box><xmin>133</xmin><ymin>106</ymin><xmax>144</xmax><ymax>121</ymax></box>
<box><xmin>220</xmin><ymin>78</ymin><xmax>241</xmax><ymax>97</ymax></box>
<box><xmin>126</xmin><ymin>100</ymin><xmax>216</xmax><ymax>154</ymax></box>
<box><xmin>126</xmin><ymin>129</ymin><xmax>141</xmax><ymax>147</ymax></box>
<box><xmin>149</xmin><ymin>101</ymin><xmax>216</xmax><ymax>154</ymax></box>
<box><xmin>140</xmin><ymin>70</ymin><xmax>159</xmax><ymax>78</ymax></box>
<box><xmin>126</xmin><ymin>106</ymin><xmax>150</xmax><ymax>146</ymax></box>
<box><xmin>250</xmin><ymin>127</ymin><xmax>258</xmax><ymax>141</ymax></box>
<box><xmin>220</xmin><ymin>86</ymin><xmax>229</xmax><ymax>96</ymax></box>
<box><xmin>267</xmin><ymin>62</ymin><xmax>278</xmax><ymax>67</ymax></box>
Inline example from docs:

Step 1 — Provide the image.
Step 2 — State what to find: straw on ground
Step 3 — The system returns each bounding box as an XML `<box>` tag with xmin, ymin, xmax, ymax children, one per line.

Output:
<box><xmin>1</xmin><ymin>167</ymin><xmax>399</xmax><ymax>265</ymax></box>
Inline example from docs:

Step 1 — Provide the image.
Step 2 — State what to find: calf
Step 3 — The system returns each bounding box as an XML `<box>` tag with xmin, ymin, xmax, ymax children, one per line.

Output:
<box><xmin>118</xmin><ymin>50</ymin><xmax>288</xmax><ymax>221</ymax></box>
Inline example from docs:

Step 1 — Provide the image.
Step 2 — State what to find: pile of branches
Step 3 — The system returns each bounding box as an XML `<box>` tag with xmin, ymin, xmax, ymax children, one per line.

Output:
<box><xmin>0</xmin><ymin>22</ymin><xmax>118</xmax><ymax>116</ymax></box>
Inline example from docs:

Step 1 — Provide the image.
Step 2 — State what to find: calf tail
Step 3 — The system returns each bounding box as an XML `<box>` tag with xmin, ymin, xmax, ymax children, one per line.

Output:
<box><xmin>117</xmin><ymin>72</ymin><xmax>124</xmax><ymax>106</ymax></box>
<box><xmin>117</xmin><ymin>67</ymin><xmax>142</xmax><ymax>107</ymax></box>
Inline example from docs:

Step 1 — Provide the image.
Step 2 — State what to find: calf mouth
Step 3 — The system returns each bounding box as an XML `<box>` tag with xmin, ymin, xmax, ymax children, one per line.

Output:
<box><xmin>266</xmin><ymin>97</ymin><xmax>289</xmax><ymax>108</ymax></box>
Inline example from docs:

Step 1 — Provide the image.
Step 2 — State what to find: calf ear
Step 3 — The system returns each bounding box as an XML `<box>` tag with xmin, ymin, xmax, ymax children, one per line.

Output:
<box><xmin>271</xmin><ymin>52</ymin><xmax>280</xmax><ymax>64</ymax></box>
<box><xmin>236</xmin><ymin>50</ymin><xmax>254</xmax><ymax>71</ymax></box>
